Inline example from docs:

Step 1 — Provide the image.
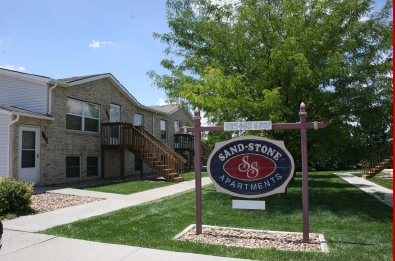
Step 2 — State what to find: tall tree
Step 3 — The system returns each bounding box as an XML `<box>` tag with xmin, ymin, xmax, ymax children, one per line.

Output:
<box><xmin>148</xmin><ymin>0</ymin><xmax>392</xmax><ymax>169</ymax></box>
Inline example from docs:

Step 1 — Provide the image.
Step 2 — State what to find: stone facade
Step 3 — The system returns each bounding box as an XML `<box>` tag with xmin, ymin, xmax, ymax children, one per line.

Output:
<box><xmin>9</xmin><ymin>77</ymin><xmax>193</xmax><ymax>185</ymax></box>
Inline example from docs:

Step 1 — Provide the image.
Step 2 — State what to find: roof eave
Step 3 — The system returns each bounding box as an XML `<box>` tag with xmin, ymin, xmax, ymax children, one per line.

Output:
<box><xmin>12</xmin><ymin>111</ymin><xmax>55</xmax><ymax>121</ymax></box>
<box><xmin>0</xmin><ymin>69</ymin><xmax>52</xmax><ymax>85</ymax></box>
<box><xmin>67</xmin><ymin>74</ymin><xmax>143</xmax><ymax>107</ymax></box>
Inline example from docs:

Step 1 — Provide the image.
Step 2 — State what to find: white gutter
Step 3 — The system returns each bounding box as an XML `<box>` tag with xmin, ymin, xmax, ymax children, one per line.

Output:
<box><xmin>7</xmin><ymin>115</ymin><xmax>20</xmax><ymax>176</ymax></box>
<box><xmin>48</xmin><ymin>83</ymin><xmax>58</xmax><ymax>115</ymax></box>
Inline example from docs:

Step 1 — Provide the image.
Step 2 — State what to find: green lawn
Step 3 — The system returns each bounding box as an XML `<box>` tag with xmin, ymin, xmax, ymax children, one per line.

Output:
<box><xmin>183</xmin><ymin>171</ymin><xmax>208</xmax><ymax>181</ymax></box>
<box><xmin>81</xmin><ymin>171</ymin><xmax>208</xmax><ymax>194</ymax></box>
<box><xmin>42</xmin><ymin>171</ymin><xmax>392</xmax><ymax>260</ymax></box>
<box><xmin>81</xmin><ymin>180</ymin><xmax>173</xmax><ymax>194</ymax></box>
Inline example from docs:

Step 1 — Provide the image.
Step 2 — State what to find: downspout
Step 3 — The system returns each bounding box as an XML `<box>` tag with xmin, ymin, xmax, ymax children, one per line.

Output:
<box><xmin>8</xmin><ymin>114</ymin><xmax>20</xmax><ymax>176</ymax></box>
<box><xmin>48</xmin><ymin>83</ymin><xmax>58</xmax><ymax>115</ymax></box>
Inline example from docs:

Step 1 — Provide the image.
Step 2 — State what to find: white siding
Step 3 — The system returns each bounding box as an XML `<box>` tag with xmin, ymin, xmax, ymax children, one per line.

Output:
<box><xmin>0</xmin><ymin>74</ymin><xmax>47</xmax><ymax>114</ymax></box>
<box><xmin>0</xmin><ymin>114</ymin><xmax>10</xmax><ymax>177</ymax></box>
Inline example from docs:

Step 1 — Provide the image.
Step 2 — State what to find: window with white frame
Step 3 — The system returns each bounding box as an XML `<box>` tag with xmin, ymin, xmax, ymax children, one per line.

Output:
<box><xmin>174</xmin><ymin>120</ymin><xmax>180</xmax><ymax>134</ymax></box>
<box><xmin>134</xmin><ymin>114</ymin><xmax>144</xmax><ymax>126</ymax></box>
<box><xmin>160</xmin><ymin>120</ymin><xmax>167</xmax><ymax>140</ymax></box>
<box><xmin>66</xmin><ymin>156</ymin><xmax>80</xmax><ymax>179</ymax></box>
<box><xmin>66</xmin><ymin>99</ymin><xmax>100</xmax><ymax>132</ymax></box>
<box><xmin>87</xmin><ymin>156</ymin><xmax>99</xmax><ymax>177</ymax></box>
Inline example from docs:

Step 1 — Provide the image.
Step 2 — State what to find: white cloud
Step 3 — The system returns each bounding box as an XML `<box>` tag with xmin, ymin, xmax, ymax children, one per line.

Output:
<box><xmin>0</xmin><ymin>40</ymin><xmax>3</xmax><ymax>44</ymax></box>
<box><xmin>88</xmin><ymin>40</ymin><xmax>101</xmax><ymax>48</ymax></box>
<box><xmin>88</xmin><ymin>40</ymin><xmax>119</xmax><ymax>48</ymax></box>
<box><xmin>156</xmin><ymin>98</ymin><xmax>168</xmax><ymax>106</ymax></box>
<box><xmin>0</xmin><ymin>64</ymin><xmax>26</xmax><ymax>72</ymax></box>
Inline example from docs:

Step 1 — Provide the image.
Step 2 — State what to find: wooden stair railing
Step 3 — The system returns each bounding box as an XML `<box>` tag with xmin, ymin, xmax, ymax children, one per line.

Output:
<box><xmin>362</xmin><ymin>144</ymin><xmax>393</xmax><ymax>178</ymax></box>
<box><xmin>101</xmin><ymin>123</ymin><xmax>186</xmax><ymax>182</ymax></box>
<box><xmin>174</xmin><ymin>133</ymin><xmax>212</xmax><ymax>166</ymax></box>
<box><xmin>201</xmin><ymin>142</ymin><xmax>212</xmax><ymax>166</ymax></box>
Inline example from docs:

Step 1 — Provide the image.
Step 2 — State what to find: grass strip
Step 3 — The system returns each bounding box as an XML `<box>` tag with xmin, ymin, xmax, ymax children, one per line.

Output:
<box><xmin>351</xmin><ymin>171</ymin><xmax>392</xmax><ymax>190</ymax></box>
<box><xmin>42</xmin><ymin>171</ymin><xmax>392</xmax><ymax>261</ymax></box>
<box><xmin>80</xmin><ymin>172</ymin><xmax>207</xmax><ymax>194</ymax></box>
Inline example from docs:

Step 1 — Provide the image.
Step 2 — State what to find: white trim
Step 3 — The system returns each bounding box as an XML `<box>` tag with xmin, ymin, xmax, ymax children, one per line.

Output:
<box><xmin>19</xmin><ymin>125</ymin><xmax>40</xmax><ymax>183</ymax></box>
<box><xmin>160</xmin><ymin>119</ymin><xmax>167</xmax><ymax>140</ymax></box>
<box><xmin>134</xmin><ymin>113</ymin><xmax>144</xmax><ymax>126</ymax></box>
<box><xmin>66</xmin><ymin>98</ymin><xmax>100</xmax><ymax>133</ymax></box>
<box><xmin>68</xmin><ymin>74</ymin><xmax>142</xmax><ymax>107</ymax></box>
<box><xmin>0</xmin><ymin>69</ymin><xmax>51</xmax><ymax>85</ymax></box>
<box><xmin>0</xmin><ymin>108</ymin><xmax>12</xmax><ymax>115</ymax></box>
<box><xmin>65</xmin><ymin>74</ymin><xmax>171</xmax><ymax>116</ymax></box>
<box><xmin>12</xmin><ymin>112</ymin><xmax>54</xmax><ymax>121</ymax></box>
<box><xmin>48</xmin><ymin>83</ymin><xmax>58</xmax><ymax>114</ymax></box>
<box><xmin>0</xmin><ymin>108</ymin><xmax>54</xmax><ymax>120</ymax></box>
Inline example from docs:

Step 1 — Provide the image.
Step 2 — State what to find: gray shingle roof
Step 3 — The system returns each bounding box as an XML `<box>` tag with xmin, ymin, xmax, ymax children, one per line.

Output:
<box><xmin>0</xmin><ymin>104</ymin><xmax>51</xmax><ymax>118</ymax></box>
<box><xmin>147</xmin><ymin>104</ymin><xmax>180</xmax><ymax>114</ymax></box>
<box><xmin>57</xmin><ymin>74</ymin><xmax>107</xmax><ymax>83</ymax></box>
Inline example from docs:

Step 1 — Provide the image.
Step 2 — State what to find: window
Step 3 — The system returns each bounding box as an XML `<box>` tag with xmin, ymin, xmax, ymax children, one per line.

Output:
<box><xmin>66</xmin><ymin>99</ymin><xmax>100</xmax><ymax>132</ymax></box>
<box><xmin>135</xmin><ymin>156</ymin><xmax>142</xmax><ymax>171</ymax></box>
<box><xmin>87</xmin><ymin>156</ymin><xmax>99</xmax><ymax>177</ymax></box>
<box><xmin>160</xmin><ymin>120</ymin><xmax>167</xmax><ymax>140</ymax></box>
<box><xmin>175</xmin><ymin>120</ymin><xmax>180</xmax><ymax>134</ymax></box>
<box><xmin>134</xmin><ymin>114</ymin><xmax>143</xmax><ymax>126</ymax></box>
<box><xmin>66</xmin><ymin>156</ymin><xmax>80</xmax><ymax>178</ymax></box>
<box><xmin>109</xmin><ymin>104</ymin><xmax>120</xmax><ymax>122</ymax></box>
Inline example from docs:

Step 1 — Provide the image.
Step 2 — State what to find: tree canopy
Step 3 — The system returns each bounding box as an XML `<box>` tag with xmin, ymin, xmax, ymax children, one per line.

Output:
<box><xmin>148</xmin><ymin>0</ymin><xmax>392</xmax><ymax>169</ymax></box>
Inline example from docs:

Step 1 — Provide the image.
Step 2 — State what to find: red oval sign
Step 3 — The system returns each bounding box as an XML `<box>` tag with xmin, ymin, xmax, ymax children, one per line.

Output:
<box><xmin>223</xmin><ymin>154</ymin><xmax>275</xmax><ymax>181</ymax></box>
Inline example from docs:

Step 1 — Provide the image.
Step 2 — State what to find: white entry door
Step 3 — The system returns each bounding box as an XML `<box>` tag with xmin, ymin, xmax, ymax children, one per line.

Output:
<box><xmin>19</xmin><ymin>126</ymin><xmax>40</xmax><ymax>183</ymax></box>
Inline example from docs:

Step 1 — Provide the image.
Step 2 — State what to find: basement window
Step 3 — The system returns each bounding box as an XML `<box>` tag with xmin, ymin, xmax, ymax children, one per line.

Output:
<box><xmin>66</xmin><ymin>156</ymin><xmax>80</xmax><ymax>179</ymax></box>
<box><xmin>87</xmin><ymin>156</ymin><xmax>99</xmax><ymax>177</ymax></box>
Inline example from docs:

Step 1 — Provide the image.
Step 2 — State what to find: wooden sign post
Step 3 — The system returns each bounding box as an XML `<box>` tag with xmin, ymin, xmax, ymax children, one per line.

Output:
<box><xmin>181</xmin><ymin>102</ymin><xmax>328</xmax><ymax>243</ymax></box>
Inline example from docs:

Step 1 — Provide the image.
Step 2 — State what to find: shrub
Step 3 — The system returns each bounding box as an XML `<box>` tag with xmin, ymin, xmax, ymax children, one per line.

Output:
<box><xmin>0</xmin><ymin>178</ymin><xmax>35</xmax><ymax>216</ymax></box>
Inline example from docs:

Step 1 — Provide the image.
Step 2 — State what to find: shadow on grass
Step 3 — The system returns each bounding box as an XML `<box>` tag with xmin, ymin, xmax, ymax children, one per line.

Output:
<box><xmin>203</xmin><ymin>171</ymin><xmax>392</xmax><ymax>223</ymax></box>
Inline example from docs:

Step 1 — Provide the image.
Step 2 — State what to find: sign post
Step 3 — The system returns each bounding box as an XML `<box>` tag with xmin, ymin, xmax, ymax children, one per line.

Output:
<box><xmin>181</xmin><ymin>102</ymin><xmax>327</xmax><ymax>243</ymax></box>
<box><xmin>193</xmin><ymin>108</ymin><xmax>203</xmax><ymax>235</ymax></box>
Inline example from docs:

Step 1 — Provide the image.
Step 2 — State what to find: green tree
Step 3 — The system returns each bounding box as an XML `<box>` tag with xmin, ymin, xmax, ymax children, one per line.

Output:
<box><xmin>148</xmin><ymin>0</ymin><xmax>392</xmax><ymax>169</ymax></box>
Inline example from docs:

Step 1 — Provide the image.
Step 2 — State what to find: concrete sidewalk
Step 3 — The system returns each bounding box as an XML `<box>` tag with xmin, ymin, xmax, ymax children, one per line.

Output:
<box><xmin>4</xmin><ymin>178</ymin><xmax>212</xmax><ymax>232</ymax></box>
<box><xmin>1</xmin><ymin>230</ymin><xmax>251</xmax><ymax>261</ymax></box>
<box><xmin>334</xmin><ymin>172</ymin><xmax>393</xmax><ymax>207</ymax></box>
<box><xmin>1</xmin><ymin>177</ymin><xmax>253</xmax><ymax>261</ymax></box>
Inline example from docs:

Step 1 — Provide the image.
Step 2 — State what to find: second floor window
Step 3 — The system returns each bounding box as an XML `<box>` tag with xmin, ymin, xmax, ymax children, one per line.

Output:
<box><xmin>134</xmin><ymin>114</ymin><xmax>143</xmax><ymax>126</ymax></box>
<box><xmin>66</xmin><ymin>99</ymin><xmax>100</xmax><ymax>132</ymax></box>
<box><xmin>175</xmin><ymin>120</ymin><xmax>180</xmax><ymax>134</ymax></box>
<box><xmin>160</xmin><ymin>120</ymin><xmax>167</xmax><ymax>140</ymax></box>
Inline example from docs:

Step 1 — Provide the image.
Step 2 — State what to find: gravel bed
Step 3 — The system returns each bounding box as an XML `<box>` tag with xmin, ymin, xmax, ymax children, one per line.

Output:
<box><xmin>31</xmin><ymin>193</ymin><xmax>103</xmax><ymax>212</ymax></box>
<box><xmin>176</xmin><ymin>225</ymin><xmax>324</xmax><ymax>252</ymax></box>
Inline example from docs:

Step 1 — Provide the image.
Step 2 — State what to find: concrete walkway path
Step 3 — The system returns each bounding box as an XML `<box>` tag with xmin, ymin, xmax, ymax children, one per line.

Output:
<box><xmin>334</xmin><ymin>172</ymin><xmax>393</xmax><ymax>207</ymax></box>
<box><xmin>1</xmin><ymin>177</ymin><xmax>253</xmax><ymax>261</ymax></box>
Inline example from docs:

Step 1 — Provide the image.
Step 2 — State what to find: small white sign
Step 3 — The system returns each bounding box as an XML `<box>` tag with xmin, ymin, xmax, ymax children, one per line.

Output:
<box><xmin>232</xmin><ymin>200</ymin><xmax>266</xmax><ymax>210</ymax></box>
<box><xmin>224</xmin><ymin>121</ymin><xmax>272</xmax><ymax>131</ymax></box>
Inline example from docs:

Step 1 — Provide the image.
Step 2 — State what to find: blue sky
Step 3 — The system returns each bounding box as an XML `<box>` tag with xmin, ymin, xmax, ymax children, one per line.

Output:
<box><xmin>0</xmin><ymin>0</ymin><xmax>388</xmax><ymax>107</ymax></box>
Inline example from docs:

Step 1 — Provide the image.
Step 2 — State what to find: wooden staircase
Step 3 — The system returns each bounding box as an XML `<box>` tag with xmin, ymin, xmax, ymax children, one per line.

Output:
<box><xmin>101</xmin><ymin>123</ymin><xmax>186</xmax><ymax>182</ymax></box>
<box><xmin>174</xmin><ymin>133</ymin><xmax>213</xmax><ymax>166</ymax></box>
<box><xmin>201</xmin><ymin>142</ymin><xmax>212</xmax><ymax>166</ymax></box>
<box><xmin>362</xmin><ymin>145</ymin><xmax>393</xmax><ymax>178</ymax></box>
